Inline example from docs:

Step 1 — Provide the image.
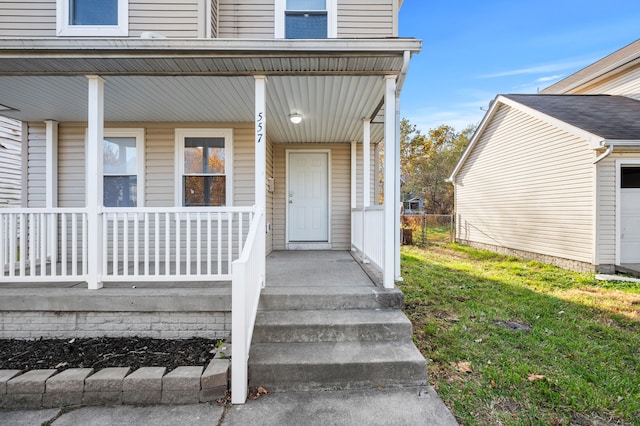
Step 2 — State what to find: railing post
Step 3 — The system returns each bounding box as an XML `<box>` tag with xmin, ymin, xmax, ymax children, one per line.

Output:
<box><xmin>231</xmin><ymin>263</ymin><xmax>248</xmax><ymax>404</ymax></box>
<box><xmin>86</xmin><ymin>76</ymin><xmax>104</xmax><ymax>289</ymax></box>
<box><xmin>383</xmin><ymin>75</ymin><xmax>397</xmax><ymax>289</ymax></box>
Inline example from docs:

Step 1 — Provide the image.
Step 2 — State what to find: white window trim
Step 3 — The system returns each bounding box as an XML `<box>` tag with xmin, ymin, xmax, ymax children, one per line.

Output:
<box><xmin>57</xmin><ymin>0</ymin><xmax>129</xmax><ymax>37</ymax></box>
<box><xmin>101</xmin><ymin>128</ymin><xmax>145</xmax><ymax>208</ymax></box>
<box><xmin>274</xmin><ymin>0</ymin><xmax>337</xmax><ymax>39</ymax></box>
<box><xmin>175</xmin><ymin>128</ymin><xmax>234</xmax><ymax>207</ymax></box>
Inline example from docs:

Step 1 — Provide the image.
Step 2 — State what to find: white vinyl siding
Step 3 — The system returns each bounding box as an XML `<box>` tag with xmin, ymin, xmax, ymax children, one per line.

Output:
<box><xmin>57</xmin><ymin>125</ymin><xmax>86</xmax><ymax>208</ymax></box>
<box><xmin>0</xmin><ymin>117</ymin><xmax>23</xmax><ymax>207</ymax></box>
<box><xmin>0</xmin><ymin>1</ymin><xmax>56</xmax><ymax>37</ymax></box>
<box><xmin>0</xmin><ymin>0</ymin><xmax>202</xmax><ymax>38</ymax></box>
<box><xmin>455</xmin><ymin>104</ymin><xmax>595</xmax><ymax>263</ymax></box>
<box><xmin>338</xmin><ymin>0</ymin><xmax>394</xmax><ymax>38</ymax></box>
<box><xmin>595</xmin><ymin>153</ymin><xmax>640</xmax><ymax>265</ymax></box>
<box><xmin>272</xmin><ymin>143</ymin><xmax>350</xmax><ymax>250</ymax></box>
<box><xmin>26</xmin><ymin>123</ymin><xmax>47</xmax><ymax>208</ymax></box>
<box><xmin>218</xmin><ymin>0</ymin><xmax>275</xmax><ymax>39</ymax></box>
<box><xmin>570</xmin><ymin>65</ymin><xmax>640</xmax><ymax>101</ymax></box>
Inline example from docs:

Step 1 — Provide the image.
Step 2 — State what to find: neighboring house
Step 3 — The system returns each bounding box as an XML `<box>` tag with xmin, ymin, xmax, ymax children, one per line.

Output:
<box><xmin>0</xmin><ymin>0</ymin><xmax>420</xmax><ymax>403</ymax></box>
<box><xmin>402</xmin><ymin>197</ymin><xmax>423</xmax><ymax>213</ymax></box>
<box><xmin>0</xmin><ymin>116</ymin><xmax>22</xmax><ymax>207</ymax></box>
<box><xmin>449</xmin><ymin>39</ymin><xmax>640</xmax><ymax>274</ymax></box>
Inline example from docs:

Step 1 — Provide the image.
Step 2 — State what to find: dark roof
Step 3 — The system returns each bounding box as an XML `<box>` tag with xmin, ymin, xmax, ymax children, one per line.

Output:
<box><xmin>502</xmin><ymin>94</ymin><xmax>640</xmax><ymax>140</ymax></box>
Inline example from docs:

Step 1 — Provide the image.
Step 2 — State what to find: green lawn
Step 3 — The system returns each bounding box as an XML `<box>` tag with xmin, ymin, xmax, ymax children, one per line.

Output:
<box><xmin>399</xmin><ymin>243</ymin><xmax>640</xmax><ymax>425</ymax></box>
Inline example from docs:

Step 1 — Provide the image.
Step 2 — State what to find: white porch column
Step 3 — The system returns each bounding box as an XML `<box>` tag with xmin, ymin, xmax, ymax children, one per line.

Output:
<box><xmin>45</xmin><ymin>120</ymin><xmax>58</xmax><ymax>209</ymax></box>
<box><xmin>394</xmin><ymin>91</ymin><xmax>402</xmax><ymax>281</ymax></box>
<box><xmin>363</xmin><ymin>119</ymin><xmax>371</xmax><ymax>208</ymax></box>
<box><xmin>86</xmin><ymin>76</ymin><xmax>104</xmax><ymax>290</ymax></box>
<box><xmin>350</xmin><ymin>140</ymin><xmax>357</xmax><ymax>209</ymax></box>
<box><xmin>254</xmin><ymin>76</ymin><xmax>267</xmax><ymax>212</ymax></box>
<box><xmin>383</xmin><ymin>75</ymin><xmax>397</xmax><ymax>289</ymax></box>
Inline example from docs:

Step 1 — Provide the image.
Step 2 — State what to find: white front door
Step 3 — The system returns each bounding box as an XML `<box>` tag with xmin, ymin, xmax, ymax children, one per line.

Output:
<box><xmin>288</xmin><ymin>152</ymin><xmax>329</xmax><ymax>242</ymax></box>
<box><xmin>620</xmin><ymin>166</ymin><xmax>640</xmax><ymax>263</ymax></box>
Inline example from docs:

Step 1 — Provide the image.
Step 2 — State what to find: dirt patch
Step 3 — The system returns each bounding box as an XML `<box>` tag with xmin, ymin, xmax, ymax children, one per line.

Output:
<box><xmin>493</xmin><ymin>320</ymin><xmax>531</xmax><ymax>333</ymax></box>
<box><xmin>0</xmin><ymin>337</ymin><xmax>222</xmax><ymax>372</ymax></box>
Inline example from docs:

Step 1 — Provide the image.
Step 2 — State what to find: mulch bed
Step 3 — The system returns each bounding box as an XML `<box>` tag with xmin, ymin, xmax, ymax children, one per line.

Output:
<box><xmin>0</xmin><ymin>337</ymin><xmax>222</xmax><ymax>372</ymax></box>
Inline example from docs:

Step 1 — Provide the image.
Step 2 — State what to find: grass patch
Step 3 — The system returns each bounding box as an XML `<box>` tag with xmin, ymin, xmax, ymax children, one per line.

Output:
<box><xmin>399</xmin><ymin>243</ymin><xmax>640</xmax><ymax>425</ymax></box>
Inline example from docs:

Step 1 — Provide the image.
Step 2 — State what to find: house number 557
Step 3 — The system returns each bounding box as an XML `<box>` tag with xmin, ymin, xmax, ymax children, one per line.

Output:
<box><xmin>256</xmin><ymin>112</ymin><xmax>264</xmax><ymax>143</ymax></box>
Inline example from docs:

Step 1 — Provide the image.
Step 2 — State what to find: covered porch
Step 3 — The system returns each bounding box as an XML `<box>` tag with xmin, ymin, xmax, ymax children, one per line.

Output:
<box><xmin>0</xmin><ymin>38</ymin><xmax>420</xmax><ymax>403</ymax></box>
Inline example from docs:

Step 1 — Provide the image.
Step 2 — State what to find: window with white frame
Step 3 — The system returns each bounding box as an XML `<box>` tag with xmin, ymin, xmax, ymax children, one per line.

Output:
<box><xmin>176</xmin><ymin>129</ymin><xmax>233</xmax><ymax>207</ymax></box>
<box><xmin>275</xmin><ymin>0</ymin><xmax>336</xmax><ymax>39</ymax></box>
<box><xmin>57</xmin><ymin>0</ymin><xmax>129</xmax><ymax>36</ymax></box>
<box><xmin>102</xmin><ymin>129</ymin><xmax>144</xmax><ymax>207</ymax></box>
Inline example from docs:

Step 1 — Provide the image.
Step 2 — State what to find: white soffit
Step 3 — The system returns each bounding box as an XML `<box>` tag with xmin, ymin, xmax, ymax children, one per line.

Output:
<box><xmin>0</xmin><ymin>74</ymin><xmax>386</xmax><ymax>143</ymax></box>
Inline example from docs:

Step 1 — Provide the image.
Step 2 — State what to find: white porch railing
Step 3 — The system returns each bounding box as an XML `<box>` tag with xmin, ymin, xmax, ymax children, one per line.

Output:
<box><xmin>102</xmin><ymin>207</ymin><xmax>254</xmax><ymax>282</ymax></box>
<box><xmin>0</xmin><ymin>208</ymin><xmax>88</xmax><ymax>281</ymax></box>
<box><xmin>0</xmin><ymin>206</ymin><xmax>255</xmax><ymax>284</ymax></box>
<box><xmin>351</xmin><ymin>206</ymin><xmax>384</xmax><ymax>270</ymax></box>
<box><xmin>231</xmin><ymin>206</ymin><xmax>265</xmax><ymax>405</ymax></box>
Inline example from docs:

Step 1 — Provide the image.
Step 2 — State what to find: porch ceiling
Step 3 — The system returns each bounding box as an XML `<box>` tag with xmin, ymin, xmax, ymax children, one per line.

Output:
<box><xmin>0</xmin><ymin>38</ymin><xmax>420</xmax><ymax>143</ymax></box>
<box><xmin>0</xmin><ymin>74</ymin><xmax>386</xmax><ymax>143</ymax></box>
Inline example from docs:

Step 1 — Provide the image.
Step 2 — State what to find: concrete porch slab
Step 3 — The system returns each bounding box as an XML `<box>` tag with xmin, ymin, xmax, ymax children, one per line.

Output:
<box><xmin>266</xmin><ymin>251</ymin><xmax>376</xmax><ymax>287</ymax></box>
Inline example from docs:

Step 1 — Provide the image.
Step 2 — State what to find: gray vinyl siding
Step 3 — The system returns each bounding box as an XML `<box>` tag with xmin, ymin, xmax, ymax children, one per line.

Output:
<box><xmin>354</xmin><ymin>142</ymin><xmax>377</xmax><ymax>207</ymax></box>
<box><xmin>129</xmin><ymin>0</ymin><xmax>202</xmax><ymax>38</ymax></box>
<box><xmin>0</xmin><ymin>117</ymin><xmax>22</xmax><ymax>207</ymax></box>
<box><xmin>595</xmin><ymin>152</ymin><xmax>640</xmax><ymax>266</ymax></box>
<box><xmin>0</xmin><ymin>1</ymin><xmax>56</xmax><ymax>37</ymax></box>
<box><xmin>0</xmin><ymin>0</ymin><xmax>202</xmax><ymax>38</ymax></box>
<box><xmin>218</xmin><ymin>0</ymin><xmax>274</xmax><ymax>39</ymax></box>
<box><xmin>455</xmin><ymin>104</ymin><xmax>595</xmax><ymax>264</ymax></box>
<box><xmin>570</xmin><ymin>65</ymin><xmax>640</xmax><ymax>101</ymax></box>
<box><xmin>272</xmin><ymin>143</ymin><xmax>351</xmax><ymax>250</ymax></box>
<box><xmin>55</xmin><ymin>122</ymin><xmax>254</xmax><ymax>208</ymax></box>
<box><xmin>338</xmin><ymin>0</ymin><xmax>394</xmax><ymax>38</ymax></box>
<box><xmin>26</xmin><ymin>123</ymin><xmax>47</xmax><ymax>208</ymax></box>
<box><xmin>211</xmin><ymin>0</ymin><xmax>219</xmax><ymax>37</ymax></box>
<box><xmin>57</xmin><ymin>125</ymin><xmax>86</xmax><ymax>208</ymax></box>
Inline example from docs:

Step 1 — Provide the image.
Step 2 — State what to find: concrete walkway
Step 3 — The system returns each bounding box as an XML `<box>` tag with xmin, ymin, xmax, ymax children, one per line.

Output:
<box><xmin>0</xmin><ymin>386</ymin><xmax>458</xmax><ymax>425</ymax></box>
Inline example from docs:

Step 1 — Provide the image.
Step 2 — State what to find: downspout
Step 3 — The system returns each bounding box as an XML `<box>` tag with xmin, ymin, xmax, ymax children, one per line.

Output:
<box><xmin>593</xmin><ymin>144</ymin><xmax>613</xmax><ymax>164</ymax></box>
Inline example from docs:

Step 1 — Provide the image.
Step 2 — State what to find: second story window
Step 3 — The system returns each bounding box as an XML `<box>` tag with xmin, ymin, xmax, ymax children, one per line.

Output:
<box><xmin>286</xmin><ymin>0</ymin><xmax>327</xmax><ymax>39</ymax></box>
<box><xmin>57</xmin><ymin>0</ymin><xmax>129</xmax><ymax>36</ymax></box>
<box><xmin>275</xmin><ymin>0</ymin><xmax>336</xmax><ymax>39</ymax></box>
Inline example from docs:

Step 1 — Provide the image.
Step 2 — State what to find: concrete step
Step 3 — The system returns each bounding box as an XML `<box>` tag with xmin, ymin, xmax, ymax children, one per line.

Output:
<box><xmin>252</xmin><ymin>309</ymin><xmax>413</xmax><ymax>343</ymax></box>
<box><xmin>258</xmin><ymin>287</ymin><xmax>403</xmax><ymax>311</ymax></box>
<box><xmin>248</xmin><ymin>341</ymin><xmax>427</xmax><ymax>392</ymax></box>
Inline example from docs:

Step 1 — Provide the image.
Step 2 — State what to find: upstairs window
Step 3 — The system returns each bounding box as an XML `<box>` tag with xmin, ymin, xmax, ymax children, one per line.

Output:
<box><xmin>275</xmin><ymin>0</ymin><xmax>336</xmax><ymax>39</ymax></box>
<box><xmin>57</xmin><ymin>0</ymin><xmax>129</xmax><ymax>36</ymax></box>
<box><xmin>286</xmin><ymin>0</ymin><xmax>327</xmax><ymax>39</ymax></box>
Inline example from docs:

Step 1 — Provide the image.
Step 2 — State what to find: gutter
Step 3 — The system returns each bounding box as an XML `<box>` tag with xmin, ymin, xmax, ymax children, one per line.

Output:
<box><xmin>593</xmin><ymin>144</ymin><xmax>613</xmax><ymax>164</ymax></box>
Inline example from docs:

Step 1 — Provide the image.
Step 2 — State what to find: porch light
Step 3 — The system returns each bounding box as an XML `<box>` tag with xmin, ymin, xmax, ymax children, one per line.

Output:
<box><xmin>289</xmin><ymin>113</ymin><xmax>303</xmax><ymax>124</ymax></box>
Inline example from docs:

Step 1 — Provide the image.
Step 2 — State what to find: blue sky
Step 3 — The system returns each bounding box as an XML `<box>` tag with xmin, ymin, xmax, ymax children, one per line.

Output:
<box><xmin>399</xmin><ymin>0</ymin><xmax>640</xmax><ymax>133</ymax></box>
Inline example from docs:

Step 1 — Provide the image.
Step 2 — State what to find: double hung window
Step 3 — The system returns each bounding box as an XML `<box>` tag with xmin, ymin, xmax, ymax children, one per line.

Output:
<box><xmin>57</xmin><ymin>0</ymin><xmax>128</xmax><ymax>36</ymax></box>
<box><xmin>176</xmin><ymin>129</ymin><xmax>233</xmax><ymax>207</ymax></box>
<box><xmin>276</xmin><ymin>0</ymin><xmax>335</xmax><ymax>39</ymax></box>
<box><xmin>102</xmin><ymin>129</ymin><xmax>144</xmax><ymax>207</ymax></box>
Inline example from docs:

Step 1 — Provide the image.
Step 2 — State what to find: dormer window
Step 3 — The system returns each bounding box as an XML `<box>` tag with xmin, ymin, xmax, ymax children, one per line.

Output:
<box><xmin>275</xmin><ymin>0</ymin><xmax>336</xmax><ymax>39</ymax></box>
<box><xmin>57</xmin><ymin>0</ymin><xmax>129</xmax><ymax>36</ymax></box>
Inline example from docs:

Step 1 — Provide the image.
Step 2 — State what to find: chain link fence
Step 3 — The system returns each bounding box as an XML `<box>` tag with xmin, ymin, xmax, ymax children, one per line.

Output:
<box><xmin>401</xmin><ymin>213</ymin><xmax>454</xmax><ymax>245</ymax></box>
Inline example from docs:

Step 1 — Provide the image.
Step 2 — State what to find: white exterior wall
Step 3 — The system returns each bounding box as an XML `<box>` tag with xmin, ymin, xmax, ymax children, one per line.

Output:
<box><xmin>595</xmin><ymin>152</ymin><xmax>640</xmax><ymax>267</ymax></box>
<box><xmin>218</xmin><ymin>0</ymin><xmax>274</xmax><ymax>38</ymax></box>
<box><xmin>354</xmin><ymin>142</ymin><xmax>377</xmax><ymax>207</ymax></box>
<box><xmin>455</xmin><ymin>104</ymin><xmax>596</xmax><ymax>264</ymax></box>
<box><xmin>0</xmin><ymin>117</ymin><xmax>22</xmax><ymax>207</ymax></box>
